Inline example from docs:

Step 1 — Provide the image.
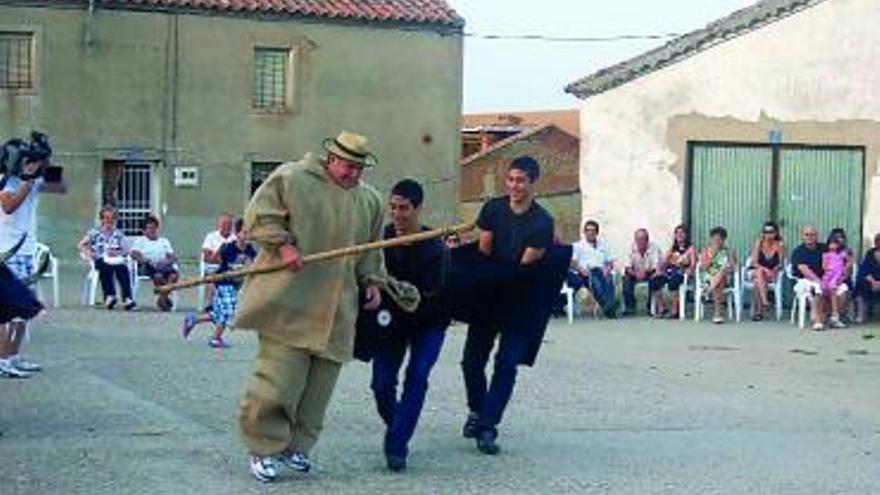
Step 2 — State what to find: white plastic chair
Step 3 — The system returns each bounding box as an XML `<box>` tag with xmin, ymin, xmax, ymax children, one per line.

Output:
<box><xmin>132</xmin><ymin>260</ymin><xmax>180</xmax><ymax>309</ymax></box>
<box><xmin>197</xmin><ymin>257</ymin><xmax>209</xmax><ymax>311</ymax></box>
<box><xmin>81</xmin><ymin>254</ymin><xmax>137</xmax><ymax>306</ymax></box>
<box><xmin>560</xmin><ymin>282</ymin><xmax>575</xmax><ymax>324</ymax></box>
<box><xmin>33</xmin><ymin>242</ymin><xmax>60</xmax><ymax>308</ymax></box>
<box><xmin>674</xmin><ymin>272</ymin><xmax>693</xmax><ymax>320</ymax></box>
<box><xmin>694</xmin><ymin>263</ymin><xmax>742</xmax><ymax>322</ymax></box>
<box><xmin>786</xmin><ymin>263</ymin><xmax>817</xmax><ymax>329</ymax></box>
<box><xmin>741</xmin><ymin>256</ymin><xmax>784</xmax><ymax>320</ymax></box>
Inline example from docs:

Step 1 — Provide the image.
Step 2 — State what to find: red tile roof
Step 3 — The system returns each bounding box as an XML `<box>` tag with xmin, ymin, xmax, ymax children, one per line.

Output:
<box><xmin>42</xmin><ymin>0</ymin><xmax>464</xmax><ymax>27</ymax></box>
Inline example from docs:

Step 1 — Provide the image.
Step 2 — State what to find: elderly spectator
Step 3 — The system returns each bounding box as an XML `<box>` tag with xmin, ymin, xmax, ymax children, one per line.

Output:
<box><xmin>201</xmin><ymin>213</ymin><xmax>236</xmax><ymax>311</ymax></box>
<box><xmin>660</xmin><ymin>224</ymin><xmax>695</xmax><ymax>319</ymax></box>
<box><xmin>568</xmin><ymin>220</ymin><xmax>617</xmax><ymax>317</ymax></box>
<box><xmin>622</xmin><ymin>228</ymin><xmax>664</xmax><ymax>316</ymax></box>
<box><xmin>854</xmin><ymin>233</ymin><xmax>880</xmax><ymax>324</ymax></box>
<box><xmin>77</xmin><ymin>205</ymin><xmax>136</xmax><ymax>310</ymax></box>
<box><xmin>748</xmin><ymin>221</ymin><xmax>784</xmax><ymax>321</ymax></box>
<box><xmin>699</xmin><ymin>226</ymin><xmax>737</xmax><ymax>324</ymax></box>
<box><xmin>131</xmin><ymin>214</ymin><xmax>178</xmax><ymax>311</ymax></box>
<box><xmin>790</xmin><ymin>226</ymin><xmax>827</xmax><ymax>330</ymax></box>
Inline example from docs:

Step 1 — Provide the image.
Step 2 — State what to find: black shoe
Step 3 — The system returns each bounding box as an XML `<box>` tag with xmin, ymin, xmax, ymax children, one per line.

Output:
<box><xmin>462</xmin><ymin>413</ymin><xmax>479</xmax><ymax>439</ymax></box>
<box><xmin>476</xmin><ymin>429</ymin><xmax>500</xmax><ymax>455</ymax></box>
<box><xmin>386</xmin><ymin>454</ymin><xmax>407</xmax><ymax>472</ymax></box>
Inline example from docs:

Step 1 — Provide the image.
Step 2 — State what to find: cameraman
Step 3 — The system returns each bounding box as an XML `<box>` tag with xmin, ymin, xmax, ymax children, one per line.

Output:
<box><xmin>0</xmin><ymin>135</ymin><xmax>66</xmax><ymax>378</ymax></box>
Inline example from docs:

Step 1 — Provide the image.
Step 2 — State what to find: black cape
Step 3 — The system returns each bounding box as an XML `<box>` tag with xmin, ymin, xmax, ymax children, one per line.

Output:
<box><xmin>356</xmin><ymin>242</ymin><xmax>571</xmax><ymax>366</ymax></box>
<box><xmin>0</xmin><ymin>264</ymin><xmax>43</xmax><ymax>324</ymax></box>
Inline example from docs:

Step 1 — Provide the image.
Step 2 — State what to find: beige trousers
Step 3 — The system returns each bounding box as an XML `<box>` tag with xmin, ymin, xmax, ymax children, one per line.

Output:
<box><xmin>238</xmin><ymin>334</ymin><xmax>342</xmax><ymax>456</ymax></box>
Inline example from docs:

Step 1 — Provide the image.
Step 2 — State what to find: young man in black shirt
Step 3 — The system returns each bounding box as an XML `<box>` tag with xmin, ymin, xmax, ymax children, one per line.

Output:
<box><xmin>462</xmin><ymin>156</ymin><xmax>554</xmax><ymax>455</ymax></box>
<box><xmin>370</xmin><ymin>179</ymin><xmax>450</xmax><ymax>472</ymax></box>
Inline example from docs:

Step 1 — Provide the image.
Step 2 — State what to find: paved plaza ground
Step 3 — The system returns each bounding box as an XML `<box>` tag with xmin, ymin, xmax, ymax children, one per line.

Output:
<box><xmin>1</xmin><ymin>304</ymin><xmax>879</xmax><ymax>495</ymax></box>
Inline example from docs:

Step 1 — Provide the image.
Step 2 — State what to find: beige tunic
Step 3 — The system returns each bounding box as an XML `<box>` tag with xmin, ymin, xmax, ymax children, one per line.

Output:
<box><xmin>234</xmin><ymin>153</ymin><xmax>386</xmax><ymax>363</ymax></box>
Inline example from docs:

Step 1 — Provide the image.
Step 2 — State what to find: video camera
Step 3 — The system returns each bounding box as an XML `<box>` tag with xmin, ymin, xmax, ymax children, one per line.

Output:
<box><xmin>0</xmin><ymin>131</ymin><xmax>62</xmax><ymax>183</ymax></box>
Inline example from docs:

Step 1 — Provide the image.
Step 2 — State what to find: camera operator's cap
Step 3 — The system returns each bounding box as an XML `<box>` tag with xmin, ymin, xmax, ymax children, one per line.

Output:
<box><xmin>26</xmin><ymin>131</ymin><xmax>52</xmax><ymax>164</ymax></box>
<box><xmin>322</xmin><ymin>131</ymin><xmax>378</xmax><ymax>168</ymax></box>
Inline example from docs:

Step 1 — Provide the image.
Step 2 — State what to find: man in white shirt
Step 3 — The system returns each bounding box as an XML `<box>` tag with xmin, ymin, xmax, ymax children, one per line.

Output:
<box><xmin>131</xmin><ymin>214</ymin><xmax>178</xmax><ymax>311</ymax></box>
<box><xmin>622</xmin><ymin>228</ymin><xmax>664</xmax><ymax>316</ymax></box>
<box><xmin>568</xmin><ymin>220</ymin><xmax>617</xmax><ymax>317</ymax></box>
<box><xmin>0</xmin><ymin>134</ymin><xmax>66</xmax><ymax>378</ymax></box>
<box><xmin>201</xmin><ymin>213</ymin><xmax>236</xmax><ymax>310</ymax></box>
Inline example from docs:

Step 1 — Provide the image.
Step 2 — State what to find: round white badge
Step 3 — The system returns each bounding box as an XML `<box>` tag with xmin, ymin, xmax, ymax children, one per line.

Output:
<box><xmin>377</xmin><ymin>309</ymin><xmax>392</xmax><ymax>327</ymax></box>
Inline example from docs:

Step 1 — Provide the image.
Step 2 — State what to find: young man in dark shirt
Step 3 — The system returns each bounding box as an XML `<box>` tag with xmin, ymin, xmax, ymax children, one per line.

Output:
<box><xmin>855</xmin><ymin>233</ymin><xmax>880</xmax><ymax>323</ymax></box>
<box><xmin>462</xmin><ymin>156</ymin><xmax>554</xmax><ymax>455</ymax></box>
<box><xmin>370</xmin><ymin>179</ymin><xmax>450</xmax><ymax>472</ymax></box>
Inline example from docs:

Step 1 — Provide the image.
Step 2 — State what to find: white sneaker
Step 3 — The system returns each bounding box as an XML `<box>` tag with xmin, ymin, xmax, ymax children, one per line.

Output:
<box><xmin>10</xmin><ymin>355</ymin><xmax>42</xmax><ymax>373</ymax></box>
<box><xmin>812</xmin><ymin>322</ymin><xmax>826</xmax><ymax>331</ymax></box>
<box><xmin>280</xmin><ymin>450</ymin><xmax>312</xmax><ymax>473</ymax></box>
<box><xmin>249</xmin><ymin>456</ymin><xmax>279</xmax><ymax>483</ymax></box>
<box><xmin>105</xmin><ymin>295</ymin><xmax>117</xmax><ymax>310</ymax></box>
<box><xmin>828</xmin><ymin>316</ymin><xmax>847</xmax><ymax>329</ymax></box>
<box><xmin>0</xmin><ymin>358</ymin><xmax>32</xmax><ymax>379</ymax></box>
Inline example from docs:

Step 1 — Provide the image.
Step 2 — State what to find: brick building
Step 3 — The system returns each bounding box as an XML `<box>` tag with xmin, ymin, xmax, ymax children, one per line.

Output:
<box><xmin>459</xmin><ymin>123</ymin><xmax>581</xmax><ymax>242</ymax></box>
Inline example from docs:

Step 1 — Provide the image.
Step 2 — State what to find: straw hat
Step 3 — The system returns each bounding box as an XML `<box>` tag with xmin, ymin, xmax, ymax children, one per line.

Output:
<box><xmin>322</xmin><ymin>131</ymin><xmax>378</xmax><ymax>168</ymax></box>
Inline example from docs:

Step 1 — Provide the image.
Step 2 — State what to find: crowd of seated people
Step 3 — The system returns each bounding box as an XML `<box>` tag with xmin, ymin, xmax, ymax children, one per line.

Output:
<box><xmin>563</xmin><ymin>219</ymin><xmax>878</xmax><ymax>329</ymax></box>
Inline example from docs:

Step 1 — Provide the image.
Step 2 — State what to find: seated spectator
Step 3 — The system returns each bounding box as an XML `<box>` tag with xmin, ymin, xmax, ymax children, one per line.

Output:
<box><xmin>660</xmin><ymin>224</ymin><xmax>695</xmax><ymax>319</ymax></box>
<box><xmin>826</xmin><ymin>227</ymin><xmax>856</xmax><ymax>318</ymax></box>
<box><xmin>131</xmin><ymin>215</ymin><xmax>179</xmax><ymax>311</ymax></box>
<box><xmin>699</xmin><ymin>226</ymin><xmax>737</xmax><ymax>324</ymax></box>
<box><xmin>748</xmin><ymin>221</ymin><xmax>784</xmax><ymax>321</ymax></box>
<box><xmin>568</xmin><ymin>220</ymin><xmax>617</xmax><ymax>317</ymax></box>
<box><xmin>855</xmin><ymin>233</ymin><xmax>880</xmax><ymax>323</ymax></box>
<box><xmin>821</xmin><ymin>237</ymin><xmax>849</xmax><ymax>329</ymax></box>
<box><xmin>77</xmin><ymin>205</ymin><xmax>136</xmax><ymax>310</ymax></box>
<box><xmin>790</xmin><ymin>226</ymin><xmax>827</xmax><ymax>330</ymax></box>
<box><xmin>622</xmin><ymin>228</ymin><xmax>664</xmax><ymax>316</ymax></box>
<box><xmin>201</xmin><ymin>213</ymin><xmax>236</xmax><ymax>311</ymax></box>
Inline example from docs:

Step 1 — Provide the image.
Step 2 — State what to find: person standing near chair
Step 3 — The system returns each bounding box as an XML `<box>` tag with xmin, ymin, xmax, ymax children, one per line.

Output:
<box><xmin>748</xmin><ymin>221</ymin><xmax>784</xmax><ymax>321</ymax></box>
<box><xmin>131</xmin><ymin>214</ymin><xmax>179</xmax><ymax>311</ymax></box>
<box><xmin>0</xmin><ymin>134</ymin><xmax>66</xmax><ymax>378</ymax></box>
<box><xmin>233</xmin><ymin>131</ymin><xmax>387</xmax><ymax>483</ymax></box>
<box><xmin>78</xmin><ymin>206</ymin><xmax>136</xmax><ymax>311</ymax></box>
<box><xmin>790</xmin><ymin>226</ymin><xmax>826</xmax><ymax>331</ymax></box>
<box><xmin>461</xmin><ymin>156</ymin><xmax>554</xmax><ymax>456</ymax></box>
<box><xmin>368</xmin><ymin>179</ymin><xmax>450</xmax><ymax>472</ymax></box>
<box><xmin>622</xmin><ymin>229</ymin><xmax>664</xmax><ymax>317</ymax></box>
<box><xmin>568</xmin><ymin>220</ymin><xmax>617</xmax><ymax>317</ymax></box>
<box><xmin>661</xmin><ymin>224</ymin><xmax>695</xmax><ymax>320</ymax></box>
<box><xmin>699</xmin><ymin>226</ymin><xmax>737</xmax><ymax>324</ymax></box>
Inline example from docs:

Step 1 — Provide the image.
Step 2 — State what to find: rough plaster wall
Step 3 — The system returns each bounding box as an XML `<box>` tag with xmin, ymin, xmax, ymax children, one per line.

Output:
<box><xmin>578</xmin><ymin>0</ymin><xmax>880</xmax><ymax>256</ymax></box>
<box><xmin>0</xmin><ymin>7</ymin><xmax>463</xmax><ymax>262</ymax></box>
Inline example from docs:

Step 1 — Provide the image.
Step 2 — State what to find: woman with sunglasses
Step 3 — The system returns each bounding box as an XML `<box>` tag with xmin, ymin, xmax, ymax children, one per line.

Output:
<box><xmin>748</xmin><ymin>221</ymin><xmax>784</xmax><ymax>321</ymax></box>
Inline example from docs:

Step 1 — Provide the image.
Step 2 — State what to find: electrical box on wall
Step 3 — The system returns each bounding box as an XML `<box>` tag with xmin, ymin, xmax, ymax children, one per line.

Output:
<box><xmin>174</xmin><ymin>167</ymin><xmax>199</xmax><ymax>188</ymax></box>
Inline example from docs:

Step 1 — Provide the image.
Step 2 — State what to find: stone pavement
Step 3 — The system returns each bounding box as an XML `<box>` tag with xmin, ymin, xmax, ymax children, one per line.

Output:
<box><xmin>1</xmin><ymin>309</ymin><xmax>879</xmax><ymax>495</ymax></box>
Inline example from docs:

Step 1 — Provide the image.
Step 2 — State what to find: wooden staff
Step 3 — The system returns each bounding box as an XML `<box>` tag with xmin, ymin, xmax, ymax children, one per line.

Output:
<box><xmin>155</xmin><ymin>222</ymin><xmax>475</xmax><ymax>295</ymax></box>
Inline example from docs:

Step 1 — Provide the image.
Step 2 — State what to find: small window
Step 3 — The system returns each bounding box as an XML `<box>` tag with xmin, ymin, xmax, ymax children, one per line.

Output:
<box><xmin>252</xmin><ymin>48</ymin><xmax>290</xmax><ymax>110</ymax></box>
<box><xmin>0</xmin><ymin>32</ymin><xmax>35</xmax><ymax>90</ymax></box>
<box><xmin>251</xmin><ymin>162</ymin><xmax>282</xmax><ymax>195</ymax></box>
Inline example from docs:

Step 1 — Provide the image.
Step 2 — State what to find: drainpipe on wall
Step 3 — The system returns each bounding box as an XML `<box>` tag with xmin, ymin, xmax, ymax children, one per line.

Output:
<box><xmin>84</xmin><ymin>0</ymin><xmax>96</xmax><ymax>47</ymax></box>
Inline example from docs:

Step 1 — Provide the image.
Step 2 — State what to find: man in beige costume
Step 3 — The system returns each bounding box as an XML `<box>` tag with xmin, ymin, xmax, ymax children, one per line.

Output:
<box><xmin>235</xmin><ymin>131</ymin><xmax>386</xmax><ymax>483</ymax></box>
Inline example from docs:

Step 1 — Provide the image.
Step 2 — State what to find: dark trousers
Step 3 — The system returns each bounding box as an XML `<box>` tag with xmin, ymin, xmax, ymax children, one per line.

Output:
<box><xmin>371</xmin><ymin>327</ymin><xmax>446</xmax><ymax>457</ymax></box>
<box><xmin>461</xmin><ymin>324</ymin><xmax>531</xmax><ymax>434</ymax></box>
<box><xmin>95</xmin><ymin>258</ymin><xmax>133</xmax><ymax>300</ymax></box>
<box><xmin>622</xmin><ymin>273</ymin><xmax>665</xmax><ymax>312</ymax></box>
<box><xmin>567</xmin><ymin>268</ymin><xmax>617</xmax><ymax>316</ymax></box>
<box><xmin>856</xmin><ymin>278</ymin><xmax>880</xmax><ymax>314</ymax></box>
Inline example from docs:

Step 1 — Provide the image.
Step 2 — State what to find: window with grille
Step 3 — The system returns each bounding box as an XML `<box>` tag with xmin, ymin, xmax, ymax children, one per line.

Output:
<box><xmin>252</xmin><ymin>48</ymin><xmax>290</xmax><ymax>110</ymax></box>
<box><xmin>103</xmin><ymin>161</ymin><xmax>153</xmax><ymax>236</ymax></box>
<box><xmin>0</xmin><ymin>32</ymin><xmax>35</xmax><ymax>90</ymax></box>
<box><xmin>251</xmin><ymin>162</ymin><xmax>282</xmax><ymax>195</ymax></box>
